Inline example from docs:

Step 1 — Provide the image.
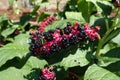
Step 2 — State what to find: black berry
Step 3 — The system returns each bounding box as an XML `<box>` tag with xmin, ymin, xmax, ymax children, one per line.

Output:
<box><xmin>50</xmin><ymin>43</ymin><xmax>59</xmax><ymax>52</ymax></box>
<box><xmin>69</xmin><ymin>35</ymin><xmax>79</xmax><ymax>45</ymax></box>
<box><xmin>61</xmin><ymin>37</ymin><xmax>70</xmax><ymax>48</ymax></box>
<box><xmin>77</xmin><ymin>24</ymin><xmax>83</xmax><ymax>31</ymax></box>
<box><xmin>78</xmin><ymin>30</ymin><xmax>88</xmax><ymax>40</ymax></box>
<box><xmin>63</xmin><ymin>26</ymin><xmax>71</xmax><ymax>34</ymax></box>
<box><xmin>43</xmin><ymin>32</ymin><xmax>53</xmax><ymax>41</ymax></box>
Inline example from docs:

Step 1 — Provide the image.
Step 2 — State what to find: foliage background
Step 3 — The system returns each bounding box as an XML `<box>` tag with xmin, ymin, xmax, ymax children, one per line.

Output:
<box><xmin>0</xmin><ymin>0</ymin><xmax>120</xmax><ymax>80</ymax></box>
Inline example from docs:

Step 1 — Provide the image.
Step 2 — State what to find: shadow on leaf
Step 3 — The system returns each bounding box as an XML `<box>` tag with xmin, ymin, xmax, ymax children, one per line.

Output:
<box><xmin>24</xmin><ymin>68</ymin><xmax>40</xmax><ymax>80</ymax></box>
<box><xmin>45</xmin><ymin>45</ymin><xmax>78</xmax><ymax>65</ymax></box>
<box><xmin>0</xmin><ymin>52</ymin><xmax>31</xmax><ymax>71</ymax></box>
<box><xmin>104</xmin><ymin>61</ymin><xmax>120</xmax><ymax>76</ymax></box>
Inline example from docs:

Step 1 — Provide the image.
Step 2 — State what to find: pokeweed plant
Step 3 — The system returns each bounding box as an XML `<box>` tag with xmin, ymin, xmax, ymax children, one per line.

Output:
<box><xmin>0</xmin><ymin>0</ymin><xmax>120</xmax><ymax>80</ymax></box>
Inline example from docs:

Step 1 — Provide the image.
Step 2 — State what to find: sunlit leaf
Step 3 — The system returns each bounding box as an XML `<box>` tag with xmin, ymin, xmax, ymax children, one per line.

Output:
<box><xmin>0</xmin><ymin>56</ymin><xmax>48</xmax><ymax>80</ymax></box>
<box><xmin>65</xmin><ymin>12</ymin><xmax>85</xmax><ymax>22</ymax></box>
<box><xmin>61</xmin><ymin>49</ymin><xmax>89</xmax><ymax>69</ymax></box>
<box><xmin>84</xmin><ymin>64</ymin><xmax>120</xmax><ymax>80</ymax></box>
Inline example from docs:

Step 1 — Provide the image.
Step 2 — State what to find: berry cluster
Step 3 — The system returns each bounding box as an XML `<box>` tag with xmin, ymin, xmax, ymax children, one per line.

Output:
<box><xmin>38</xmin><ymin>16</ymin><xmax>57</xmax><ymax>33</ymax></box>
<box><xmin>29</xmin><ymin>17</ymin><xmax>100</xmax><ymax>58</ymax></box>
<box><xmin>39</xmin><ymin>67</ymin><xmax>55</xmax><ymax>80</ymax></box>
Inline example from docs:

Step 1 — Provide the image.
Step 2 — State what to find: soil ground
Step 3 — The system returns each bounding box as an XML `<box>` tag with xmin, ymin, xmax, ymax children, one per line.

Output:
<box><xmin>0</xmin><ymin>0</ymin><xmax>66</xmax><ymax>21</ymax></box>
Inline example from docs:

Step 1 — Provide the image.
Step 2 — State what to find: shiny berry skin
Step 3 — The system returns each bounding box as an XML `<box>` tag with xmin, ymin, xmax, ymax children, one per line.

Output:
<box><xmin>29</xmin><ymin>21</ymin><xmax>100</xmax><ymax>58</ymax></box>
<box><xmin>63</xmin><ymin>26</ymin><xmax>71</xmax><ymax>34</ymax></box>
<box><xmin>34</xmin><ymin>39</ymin><xmax>42</xmax><ymax>47</ymax></box>
<box><xmin>43</xmin><ymin>32</ymin><xmax>53</xmax><ymax>41</ymax></box>
<box><xmin>78</xmin><ymin>30</ymin><xmax>88</xmax><ymax>40</ymax></box>
<box><xmin>69</xmin><ymin>35</ymin><xmax>79</xmax><ymax>45</ymax></box>
<box><xmin>77</xmin><ymin>24</ymin><xmax>83</xmax><ymax>31</ymax></box>
<box><xmin>29</xmin><ymin>44</ymin><xmax>35</xmax><ymax>52</ymax></box>
<box><xmin>61</xmin><ymin>37</ymin><xmax>70</xmax><ymax>48</ymax></box>
<box><xmin>29</xmin><ymin>44</ymin><xmax>39</xmax><ymax>55</ymax></box>
<box><xmin>50</xmin><ymin>43</ymin><xmax>59</xmax><ymax>52</ymax></box>
<box><xmin>48</xmin><ymin>30</ymin><xmax>55</xmax><ymax>34</ymax></box>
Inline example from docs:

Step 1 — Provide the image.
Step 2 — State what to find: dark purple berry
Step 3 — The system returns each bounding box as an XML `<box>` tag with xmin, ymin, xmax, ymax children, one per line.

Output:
<box><xmin>37</xmin><ymin>31</ymin><xmax>42</xmax><ymax>38</ymax></box>
<box><xmin>77</xmin><ymin>24</ymin><xmax>83</xmax><ymax>31</ymax></box>
<box><xmin>43</xmin><ymin>32</ymin><xmax>53</xmax><ymax>41</ymax></box>
<box><xmin>64</xmin><ymin>26</ymin><xmax>71</xmax><ymax>34</ymax></box>
<box><xmin>50</xmin><ymin>43</ymin><xmax>59</xmax><ymax>52</ymax></box>
<box><xmin>61</xmin><ymin>37</ymin><xmax>70</xmax><ymax>48</ymax></box>
<box><xmin>29</xmin><ymin>44</ymin><xmax>35</xmax><ymax>52</ymax></box>
<box><xmin>29</xmin><ymin>44</ymin><xmax>39</xmax><ymax>55</ymax></box>
<box><xmin>29</xmin><ymin>21</ymin><xmax>100</xmax><ymax>58</ymax></box>
<box><xmin>78</xmin><ymin>30</ymin><xmax>88</xmax><ymax>40</ymax></box>
<box><xmin>48</xmin><ymin>30</ymin><xmax>55</xmax><ymax>34</ymax></box>
<box><xmin>69</xmin><ymin>35</ymin><xmax>79</xmax><ymax>45</ymax></box>
<box><xmin>35</xmin><ymin>39</ymin><xmax>42</xmax><ymax>47</ymax></box>
<box><xmin>30</xmin><ymin>38</ymin><xmax>35</xmax><ymax>43</ymax></box>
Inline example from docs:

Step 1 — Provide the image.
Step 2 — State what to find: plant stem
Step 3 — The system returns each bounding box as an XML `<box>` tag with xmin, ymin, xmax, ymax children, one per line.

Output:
<box><xmin>95</xmin><ymin>20</ymin><xmax>120</xmax><ymax>57</ymax></box>
<box><xmin>95</xmin><ymin>29</ymin><xmax>112</xmax><ymax>57</ymax></box>
<box><xmin>105</xmin><ymin>18</ymin><xmax>109</xmax><ymax>30</ymax></box>
<box><xmin>95</xmin><ymin>9</ymin><xmax>120</xmax><ymax>57</ymax></box>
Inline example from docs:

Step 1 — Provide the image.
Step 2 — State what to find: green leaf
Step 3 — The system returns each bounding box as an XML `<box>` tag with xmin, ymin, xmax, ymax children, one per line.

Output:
<box><xmin>86</xmin><ymin>0</ymin><xmax>113</xmax><ymax>14</ymax></box>
<box><xmin>0</xmin><ymin>56</ymin><xmax>48</xmax><ymax>80</ymax></box>
<box><xmin>96</xmin><ymin>1</ymin><xmax>112</xmax><ymax>16</ymax></box>
<box><xmin>65</xmin><ymin>12</ymin><xmax>85</xmax><ymax>22</ymax></box>
<box><xmin>112</xmin><ymin>33</ymin><xmax>120</xmax><ymax>46</ymax></box>
<box><xmin>103</xmin><ymin>28</ymin><xmax>120</xmax><ymax>45</ymax></box>
<box><xmin>1</xmin><ymin>27</ymin><xmax>16</xmax><ymax>38</ymax></box>
<box><xmin>77</xmin><ymin>0</ymin><xmax>96</xmax><ymax>22</ymax></box>
<box><xmin>104</xmin><ymin>61</ymin><xmax>120</xmax><ymax>77</ymax></box>
<box><xmin>89</xmin><ymin>15</ymin><xmax>99</xmax><ymax>26</ymax></box>
<box><xmin>20</xmin><ymin>14</ymin><xmax>32</xmax><ymax>27</ymax></box>
<box><xmin>0</xmin><ymin>15</ymin><xmax>8</xmax><ymax>22</ymax></box>
<box><xmin>0</xmin><ymin>43</ymin><xmax>29</xmax><ymax>67</ymax></box>
<box><xmin>99</xmin><ymin>57</ymin><xmax>120</xmax><ymax>67</ymax></box>
<box><xmin>37</xmin><ymin>12</ymin><xmax>49</xmax><ymax>22</ymax></box>
<box><xmin>100</xmin><ymin>44</ymin><xmax>112</xmax><ymax>55</ymax></box>
<box><xmin>94</xmin><ymin>18</ymin><xmax>108</xmax><ymax>37</ymax></box>
<box><xmin>84</xmin><ymin>64</ymin><xmax>120</xmax><ymax>80</ymax></box>
<box><xmin>99</xmin><ymin>47</ymin><xmax>120</xmax><ymax>66</ymax></box>
<box><xmin>23</xmin><ymin>56</ymin><xmax>48</xmax><ymax>70</ymax></box>
<box><xmin>86</xmin><ymin>0</ymin><xmax>102</xmax><ymax>12</ymax></box>
<box><xmin>14</xmin><ymin>33</ymin><xmax>30</xmax><ymax>45</ymax></box>
<box><xmin>67</xmin><ymin>0</ymin><xmax>78</xmax><ymax>11</ymax></box>
<box><xmin>0</xmin><ymin>67</ymin><xmax>27</xmax><ymax>80</ymax></box>
<box><xmin>61</xmin><ymin>49</ymin><xmax>89</xmax><ymax>69</ymax></box>
<box><xmin>44</xmin><ymin>19</ymin><xmax>79</xmax><ymax>32</ymax></box>
<box><xmin>103</xmin><ymin>47</ymin><xmax>120</xmax><ymax>59</ymax></box>
<box><xmin>31</xmin><ymin>5</ymin><xmax>40</xmax><ymax>14</ymax></box>
<box><xmin>9</xmin><ymin>0</ymin><xmax>15</xmax><ymax>7</ymax></box>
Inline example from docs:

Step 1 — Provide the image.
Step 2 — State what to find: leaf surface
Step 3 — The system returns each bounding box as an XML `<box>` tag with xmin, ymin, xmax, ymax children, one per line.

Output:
<box><xmin>84</xmin><ymin>64</ymin><xmax>120</xmax><ymax>80</ymax></box>
<box><xmin>61</xmin><ymin>49</ymin><xmax>89</xmax><ymax>69</ymax></box>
